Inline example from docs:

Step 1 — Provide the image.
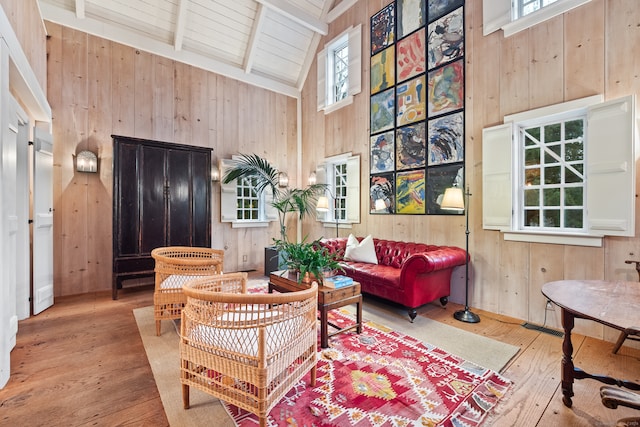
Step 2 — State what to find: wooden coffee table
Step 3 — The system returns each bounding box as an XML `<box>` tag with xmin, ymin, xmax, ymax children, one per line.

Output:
<box><xmin>269</xmin><ymin>271</ymin><xmax>362</xmax><ymax>348</ymax></box>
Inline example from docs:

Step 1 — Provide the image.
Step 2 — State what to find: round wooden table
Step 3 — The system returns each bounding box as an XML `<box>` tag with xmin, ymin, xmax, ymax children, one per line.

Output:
<box><xmin>542</xmin><ymin>280</ymin><xmax>640</xmax><ymax>407</ymax></box>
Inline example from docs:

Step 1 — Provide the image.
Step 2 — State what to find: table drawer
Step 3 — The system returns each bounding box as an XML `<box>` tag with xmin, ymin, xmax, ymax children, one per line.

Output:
<box><xmin>319</xmin><ymin>284</ymin><xmax>361</xmax><ymax>304</ymax></box>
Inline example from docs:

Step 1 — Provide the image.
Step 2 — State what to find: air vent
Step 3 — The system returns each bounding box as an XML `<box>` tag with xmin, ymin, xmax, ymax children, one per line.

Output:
<box><xmin>522</xmin><ymin>322</ymin><xmax>564</xmax><ymax>337</ymax></box>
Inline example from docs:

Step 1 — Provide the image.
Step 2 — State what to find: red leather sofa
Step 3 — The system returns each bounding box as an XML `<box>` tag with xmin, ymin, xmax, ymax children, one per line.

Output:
<box><xmin>319</xmin><ymin>237</ymin><xmax>468</xmax><ymax>322</ymax></box>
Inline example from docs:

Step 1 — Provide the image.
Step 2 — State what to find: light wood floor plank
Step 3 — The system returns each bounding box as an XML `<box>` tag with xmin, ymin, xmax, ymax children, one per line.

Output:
<box><xmin>0</xmin><ymin>279</ymin><xmax>638</xmax><ymax>426</ymax></box>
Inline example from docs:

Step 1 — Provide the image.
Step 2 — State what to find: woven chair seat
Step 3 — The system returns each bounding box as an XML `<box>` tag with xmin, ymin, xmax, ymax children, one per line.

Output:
<box><xmin>159</xmin><ymin>274</ymin><xmax>209</xmax><ymax>289</ymax></box>
<box><xmin>152</xmin><ymin>246</ymin><xmax>224</xmax><ymax>336</ymax></box>
<box><xmin>180</xmin><ymin>272</ymin><xmax>318</xmax><ymax>427</ymax></box>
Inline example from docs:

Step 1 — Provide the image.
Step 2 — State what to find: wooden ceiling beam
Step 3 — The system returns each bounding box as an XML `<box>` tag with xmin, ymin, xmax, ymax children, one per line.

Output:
<box><xmin>256</xmin><ymin>0</ymin><xmax>328</xmax><ymax>35</ymax></box>
<box><xmin>173</xmin><ymin>0</ymin><xmax>188</xmax><ymax>51</ymax></box>
<box><xmin>74</xmin><ymin>0</ymin><xmax>85</xmax><ymax>19</ymax></box>
<box><xmin>244</xmin><ymin>4</ymin><xmax>266</xmax><ymax>74</ymax></box>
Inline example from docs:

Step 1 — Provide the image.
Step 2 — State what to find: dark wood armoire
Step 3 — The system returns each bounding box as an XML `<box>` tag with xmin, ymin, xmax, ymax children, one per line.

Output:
<box><xmin>112</xmin><ymin>135</ymin><xmax>212</xmax><ymax>299</ymax></box>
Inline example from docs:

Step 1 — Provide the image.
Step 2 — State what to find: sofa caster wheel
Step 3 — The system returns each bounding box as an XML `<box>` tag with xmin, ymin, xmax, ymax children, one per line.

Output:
<box><xmin>408</xmin><ymin>308</ymin><xmax>417</xmax><ymax>322</ymax></box>
<box><xmin>440</xmin><ymin>296</ymin><xmax>448</xmax><ymax>307</ymax></box>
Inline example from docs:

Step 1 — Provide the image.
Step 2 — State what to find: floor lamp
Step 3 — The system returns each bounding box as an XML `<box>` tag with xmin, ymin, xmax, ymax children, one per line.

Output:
<box><xmin>316</xmin><ymin>194</ymin><xmax>339</xmax><ymax>238</ymax></box>
<box><xmin>441</xmin><ymin>185</ymin><xmax>480</xmax><ymax>323</ymax></box>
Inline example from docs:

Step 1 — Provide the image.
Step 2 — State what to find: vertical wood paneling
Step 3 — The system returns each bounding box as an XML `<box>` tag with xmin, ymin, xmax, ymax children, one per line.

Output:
<box><xmin>301</xmin><ymin>0</ymin><xmax>640</xmax><ymax>341</ymax></box>
<box><xmin>564</xmin><ymin>0</ymin><xmax>605</xmax><ymax>100</ymax></box>
<box><xmin>46</xmin><ymin>21</ymin><xmax>297</xmax><ymax>294</ymax></box>
<box><xmin>87</xmin><ymin>34</ymin><xmax>113</xmax><ymax>292</ymax></box>
<box><xmin>529</xmin><ymin>16</ymin><xmax>564</xmax><ymax>108</ymax></box>
<box><xmin>134</xmin><ymin>50</ymin><xmax>154</xmax><ymax>139</ymax></box>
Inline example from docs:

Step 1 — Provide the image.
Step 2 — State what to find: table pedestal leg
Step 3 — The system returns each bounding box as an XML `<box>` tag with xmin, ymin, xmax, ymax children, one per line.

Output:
<box><xmin>561</xmin><ymin>309</ymin><xmax>576</xmax><ymax>407</ymax></box>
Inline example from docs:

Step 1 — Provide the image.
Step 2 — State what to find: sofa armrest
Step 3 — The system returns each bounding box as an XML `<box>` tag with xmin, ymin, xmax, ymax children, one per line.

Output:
<box><xmin>400</xmin><ymin>247</ymin><xmax>468</xmax><ymax>281</ymax></box>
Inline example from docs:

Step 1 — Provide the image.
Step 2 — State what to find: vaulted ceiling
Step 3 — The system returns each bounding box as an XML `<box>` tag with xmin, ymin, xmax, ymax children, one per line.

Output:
<box><xmin>37</xmin><ymin>0</ymin><xmax>356</xmax><ymax>98</ymax></box>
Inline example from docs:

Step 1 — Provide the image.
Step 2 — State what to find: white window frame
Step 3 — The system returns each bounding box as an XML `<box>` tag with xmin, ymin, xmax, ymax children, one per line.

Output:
<box><xmin>220</xmin><ymin>157</ymin><xmax>277</xmax><ymax>228</ymax></box>
<box><xmin>315</xmin><ymin>153</ymin><xmax>360</xmax><ymax>229</ymax></box>
<box><xmin>317</xmin><ymin>25</ymin><xmax>362</xmax><ymax>115</ymax></box>
<box><xmin>483</xmin><ymin>0</ymin><xmax>591</xmax><ymax>37</ymax></box>
<box><xmin>482</xmin><ymin>94</ymin><xmax>636</xmax><ymax>247</ymax></box>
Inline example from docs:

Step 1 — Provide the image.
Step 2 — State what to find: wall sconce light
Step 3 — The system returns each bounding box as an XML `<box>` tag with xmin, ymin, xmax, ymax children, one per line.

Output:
<box><xmin>211</xmin><ymin>163</ymin><xmax>220</xmax><ymax>182</ymax></box>
<box><xmin>76</xmin><ymin>150</ymin><xmax>98</xmax><ymax>173</ymax></box>
<box><xmin>308</xmin><ymin>171</ymin><xmax>317</xmax><ymax>185</ymax></box>
<box><xmin>278</xmin><ymin>172</ymin><xmax>289</xmax><ymax>188</ymax></box>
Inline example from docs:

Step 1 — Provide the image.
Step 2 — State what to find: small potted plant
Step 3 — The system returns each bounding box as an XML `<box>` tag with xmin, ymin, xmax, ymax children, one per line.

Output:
<box><xmin>274</xmin><ymin>237</ymin><xmax>342</xmax><ymax>284</ymax></box>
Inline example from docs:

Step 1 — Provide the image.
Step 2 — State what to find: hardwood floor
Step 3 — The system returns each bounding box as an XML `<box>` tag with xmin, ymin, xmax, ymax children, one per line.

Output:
<box><xmin>1</xmin><ymin>278</ymin><xmax>638</xmax><ymax>426</ymax></box>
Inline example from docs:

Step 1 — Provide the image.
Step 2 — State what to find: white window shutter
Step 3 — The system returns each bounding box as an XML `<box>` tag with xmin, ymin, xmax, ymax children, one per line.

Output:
<box><xmin>586</xmin><ymin>95</ymin><xmax>636</xmax><ymax>236</ymax></box>
<box><xmin>317</xmin><ymin>49</ymin><xmax>327</xmax><ymax>111</ymax></box>
<box><xmin>264</xmin><ymin>184</ymin><xmax>278</xmax><ymax>222</ymax></box>
<box><xmin>348</xmin><ymin>24</ymin><xmax>362</xmax><ymax>96</ymax></box>
<box><xmin>483</xmin><ymin>0</ymin><xmax>511</xmax><ymax>36</ymax></box>
<box><xmin>315</xmin><ymin>163</ymin><xmax>328</xmax><ymax>222</ymax></box>
<box><xmin>482</xmin><ymin>123</ymin><xmax>513</xmax><ymax>230</ymax></box>
<box><xmin>345</xmin><ymin>155</ymin><xmax>360</xmax><ymax>223</ymax></box>
<box><xmin>220</xmin><ymin>158</ymin><xmax>237</xmax><ymax>222</ymax></box>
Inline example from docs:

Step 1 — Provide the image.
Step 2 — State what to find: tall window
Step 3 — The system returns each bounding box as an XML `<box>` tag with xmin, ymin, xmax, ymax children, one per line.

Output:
<box><xmin>514</xmin><ymin>0</ymin><xmax>560</xmax><ymax>19</ymax></box>
<box><xmin>220</xmin><ymin>157</ymin><xmax>275</xmax><ymax>228</ymax></box>
<box><xmin>482</xmin><ymin>95</ymin><xmax>635</xmax><ymax>247</ymax></box>
<box><xmin>317</xmin><ymin>25</ymin><xmax>362</xmax><ymax>114</ymax></box>
<box><xmin>332</xmin><ymin>42</ymin><xmax>349</xmax><ymax>104</ymax></box>
<box><xmin>483</xmin><ymin>0</ymin><xmax>591</xmax><ymax>37</ymax></box>
<box><xmin>333</xmin><ymin>162</ymin><xmax>347</xmax><ymax>221</ymax></box>
<box><xmin>236</xmin><ymin>176</ymin><xmax>260</xmax><ymax>221</ymax></box>
<box><xmin>315</xmin><ymin>153</ymin><xmax>361</xmax><ymax>228</ymax></box>
<box><xmin>520</xmin><ymin>116</ymin><xmax>585</xmax><ymax>231</ymax></box>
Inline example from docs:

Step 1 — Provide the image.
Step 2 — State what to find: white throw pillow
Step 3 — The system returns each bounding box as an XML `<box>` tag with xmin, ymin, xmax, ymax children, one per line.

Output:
<box><xmin>344</xmin><ymin>234</ymin><xmax>378</xmax><ymax>264</ymax></box>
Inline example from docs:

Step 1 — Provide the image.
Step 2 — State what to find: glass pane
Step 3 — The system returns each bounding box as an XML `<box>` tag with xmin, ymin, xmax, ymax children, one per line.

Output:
<box><xmin>525</xmin><ymin>168</ymin><xmax>540</xmax><ymax>185</ymax></box>
<box><xmin>565</xmin><ymin>119</ymin><xmax>584</xmax><ymax>140</ymax></box>
<box><xmin>543</xmin><ymin>209</ymin><xmax>560</xmax><ymax>227</ymax></box>
<box><xmin>544</xmin><ymin>166</ymin><xmax>561</xmax><ymax>184</ymax></box>
<box><xmin>565</xmin><ymin>187</ymin><xmax>583</xmax><ymax>206</ymax></box>
<box><xmin>524</xmin><ymin>209</ymin><xmax>539</xmax><ymax>226</ymax></box>
<box><xmin>544</xmin><ymin>123</ymin><xmax>561</xmax><ymax>142</ymax></box>
<box><xmin>565</xmin><ymin>165</ymin><xmax>583</xmax><ymax>183</ymax></box>
<box><xmin>524</xmin><ymin>127</ymin><xmax>540</xmax><ymax>145</ymax></box>
<box><xmin>524</xmin><ymin>188</ymin><xmax>539</xmax><ymax>206</ymax></box>
<box><xmin>525</xmin><ymin>147</ymin><xmax>540</xmax><ymax>166</ymax></box>
<box><xmin>544</xmin><ymin>145</ymin><xmax>561</xmax><ymax>164</ymax></box>
<box><xmin>543</xmin><ymin>188</ymin><xmax>560</xmax><ymax>206</ymax></box>
<box><xmin>565</xmin><ymin>141</ymin><xmax>583</xmax><ymax>161</ymax></box>
<box><xmin>565</xmin><ymin>209</ymin><xmax>583</xmax><ymax>228</ymax></box>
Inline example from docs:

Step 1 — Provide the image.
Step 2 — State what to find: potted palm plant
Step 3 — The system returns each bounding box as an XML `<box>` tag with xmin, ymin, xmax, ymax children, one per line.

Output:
<box><xmin>222</xmin><ymin>154</ymin><xmax>328</xmax><ymax>274</ymax></box>
<box><xmin>222</xmin><ymin>153</ymin><xmax>327</xmax><ymax>242</ymax></box>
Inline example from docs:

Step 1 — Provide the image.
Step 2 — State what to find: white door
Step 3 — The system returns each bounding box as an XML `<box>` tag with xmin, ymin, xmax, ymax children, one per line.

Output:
<box><xmin>2</xmin><ymin>97</ymin><xmax>18</xmax><ymax>352</ymax></box>
<box><xmin>15</xmin><ymin>104</ymin><xmax>29</xmax><ymax>321</ymax></box>
<box><xmin>32</xmin><ymin>128</ymin><xmax>54</xmax><ymax>315</ymax></box>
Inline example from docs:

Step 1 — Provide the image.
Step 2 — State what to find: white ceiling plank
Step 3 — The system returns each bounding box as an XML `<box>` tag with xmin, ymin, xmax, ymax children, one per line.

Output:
<box><xmin>326</xmin><ymin>0</ymin><xmax>356</xmax><ymax>23</ymax></box>
<box><xmin>75</xmin><ymin>0</ymin><xmax>85</xmax><ymax>19</ymax></box>
<box><xmin>40</xmin><ymin>1</ymin><xmax>299</xmax><ymax>98</ymax></box>
<box><xmin>256</xmin><ymin>0</ymin><xmax>328</xmax><ymax>35</ymax></box>
<box><xmin>173</xmin><ymin>0</ymin><xmax>188</xmax><ymax>50</ymax></box>
<box><xmin>244</xmin><ymin>3</ymin><xmax>266</xmax><ymax>73</ymax></box>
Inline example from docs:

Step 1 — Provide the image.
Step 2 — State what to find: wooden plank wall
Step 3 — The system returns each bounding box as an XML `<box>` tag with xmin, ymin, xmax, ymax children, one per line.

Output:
<box><xmin>45</xmin><ymin>22</ymin><xmax>297</xmax><ymax>296</ymax></box>
<box><xmin>0</xmin><ymin>0</ymin><xmax>47</xmax><ymax>92</ymax></box>
<box><xmin>301</xmin><ymin>0</ymin><xmax>640</xmax><ymax>342</ymax></box>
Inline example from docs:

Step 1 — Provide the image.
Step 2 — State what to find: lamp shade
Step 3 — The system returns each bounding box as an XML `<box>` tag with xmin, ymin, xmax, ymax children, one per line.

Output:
<box><xmin>440</xmin><ymin>187</ymin><xmax>465</xmax><ymax>211</ymax></box>
<box><xmin>316</xmin><ymin>196</ymin><xmax>329</xmax><ymax>211</ymax></box>
<box><xmin>76</xmin><ymin>150</ymin><xmax>98</xmax><ymax>173</ymax></box>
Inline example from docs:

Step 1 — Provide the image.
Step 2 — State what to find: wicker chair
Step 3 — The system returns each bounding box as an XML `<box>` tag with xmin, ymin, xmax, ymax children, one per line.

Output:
<box><xmin>180</xmin><ymin>272</ymin><xmax>318</xmax><ymax>427</ymax></box>
<box><xmin>151</xmin><ymin>246</ymin><xmax>224</xmax><ymax>336</ymax></box>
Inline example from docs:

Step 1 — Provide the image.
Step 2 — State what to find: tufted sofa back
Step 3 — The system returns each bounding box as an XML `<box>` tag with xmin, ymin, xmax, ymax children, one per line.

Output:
<box><xmin>320</xmin><ymin>237</ymin><xmax>442</xmax><ymax>268</ymax></box>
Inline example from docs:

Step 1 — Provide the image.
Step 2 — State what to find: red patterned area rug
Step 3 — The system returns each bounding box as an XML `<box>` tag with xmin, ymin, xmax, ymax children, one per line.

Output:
<box><xmin>224</xmin><ymin>309</ymin><xmax>512</xmax><ymax>427</ymax></box>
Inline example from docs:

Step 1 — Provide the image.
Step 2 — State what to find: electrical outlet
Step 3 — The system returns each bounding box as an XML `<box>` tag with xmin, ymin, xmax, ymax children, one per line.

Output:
<box><xmin>242</xmin><ymin>255</ymin><xmax>248</xmax><ymax>262</ymax></box>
